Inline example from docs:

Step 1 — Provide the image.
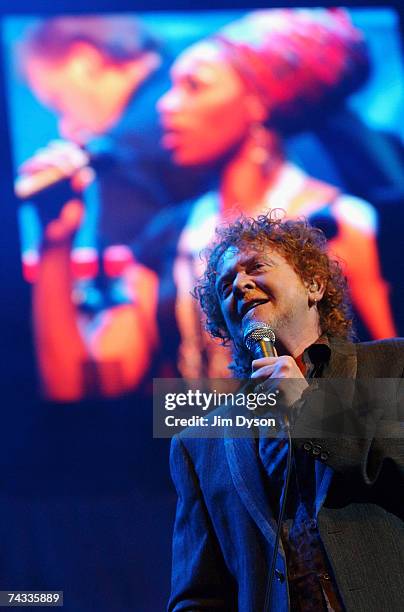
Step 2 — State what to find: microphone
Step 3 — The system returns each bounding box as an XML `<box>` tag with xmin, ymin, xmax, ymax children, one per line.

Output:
<box><xmin>242</xmin><ymin>320</ymin><xmax>277</xmax><ymax>359</ymax></box>
<box><xmin>13</xmin><ymin>137</ymin><xmax>116</xmax><ymax>200</ymax></box>
<box><xmin>15</xmin><ymin>146</ymin><xmax>91</xmax><ymax>200</ymax></box>
<box><xmin>243</xmin><ymin>320</ymin><xmax>292</xmax><ymax>431</ymax></box>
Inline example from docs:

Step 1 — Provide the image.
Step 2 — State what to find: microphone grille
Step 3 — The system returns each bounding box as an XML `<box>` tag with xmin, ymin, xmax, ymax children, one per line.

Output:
<box><xmin>242</xmin><ymin>321</ymin><xmax>276</xmax><ymax>353</ymax></box>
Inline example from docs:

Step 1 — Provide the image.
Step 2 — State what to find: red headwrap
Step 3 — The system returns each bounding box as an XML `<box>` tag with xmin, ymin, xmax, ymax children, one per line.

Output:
<box><xmin>213</xmin><ymin>8</ymin><xmax>369</xmax><ymax>125</ymax></box>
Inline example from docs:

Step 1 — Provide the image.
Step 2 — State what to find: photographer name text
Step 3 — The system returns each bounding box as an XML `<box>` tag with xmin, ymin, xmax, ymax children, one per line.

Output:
<box><xmin>165</xmin><ymin>414</ymin><xmax>276</xmax><ymax>428</ymax></box>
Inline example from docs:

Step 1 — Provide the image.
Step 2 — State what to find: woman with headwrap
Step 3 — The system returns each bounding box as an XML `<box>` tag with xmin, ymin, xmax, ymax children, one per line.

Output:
<box><xmin>157</xmin><ymin>8</ymin><xmax>397</xmax><ymax>378</ymax></box>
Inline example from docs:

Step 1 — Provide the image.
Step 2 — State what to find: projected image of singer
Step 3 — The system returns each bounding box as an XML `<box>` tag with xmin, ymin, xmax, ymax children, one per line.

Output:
<box><xmin>157</xmin><ymin>8</ymin><xmax>398</xmax><ymax>381</ymax></box>
<box><xmin>168</xmin><ymin>213</ymin><xmax>404</xmax><ymax>611</ymax></box>
<box><xmin>15</xmin><ymin>16</ymin><xmax>204</xmax><ymax>400</ymax></box>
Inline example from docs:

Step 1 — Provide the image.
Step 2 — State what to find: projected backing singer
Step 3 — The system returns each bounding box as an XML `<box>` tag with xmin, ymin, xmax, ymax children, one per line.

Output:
<box><xmin>156</xmin><ymin>8</ymin><xmax>397</xmax><ymax>379</ymax></box>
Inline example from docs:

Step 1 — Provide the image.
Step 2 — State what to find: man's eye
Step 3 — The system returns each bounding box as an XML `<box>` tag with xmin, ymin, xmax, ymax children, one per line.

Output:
<box><xmin>251</xmin><ymin>262</ymin><xmax>265</xmax><ymax>271</ymax></box>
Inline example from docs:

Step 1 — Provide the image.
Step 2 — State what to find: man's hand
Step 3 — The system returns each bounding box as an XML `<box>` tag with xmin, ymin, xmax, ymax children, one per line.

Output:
<box><xmin>17</xmin><ymin>140</ymin><xmax>93</xmax><ymax>194</ymax></box>
<box><xmin>251</xmin><ymin>356</ymin><xmax>308</xmax><ymax>410</ymax></box>
<box><xmin>16</xmin><ymin>140</ymin><xmax>95</xmax><ymax>246</ymax></box>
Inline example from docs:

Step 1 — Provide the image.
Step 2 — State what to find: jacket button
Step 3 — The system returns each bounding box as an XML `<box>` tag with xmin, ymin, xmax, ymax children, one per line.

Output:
<box><xmin>303</xmin><ymin>442</ymin><xmax>312</xmax><ymax>452</ymax></box>
<box><xmin>320</xmin><ymin>451</ymin><xmax>329</xmax><ymax>461</ymax></box>
<box><xmin>312</xmin><ymin>445</ymin><xmax>322</xmax><ymax>456</ymax></box>
<box><xmin>275</xmin><ymin>569</ymin><xmax>285</xmax><ymax>582</ymax></box>
<box><xmin>320</xmin><ymin>572</ymin><xmax>330</xmax><ymax>581</ymax></box>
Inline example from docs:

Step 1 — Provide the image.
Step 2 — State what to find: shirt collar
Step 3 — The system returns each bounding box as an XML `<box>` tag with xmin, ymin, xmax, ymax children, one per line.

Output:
<box><xmin>299</xmin><ymin>335</ymin><xmax>331</xmax><ymax>377</ymax></box>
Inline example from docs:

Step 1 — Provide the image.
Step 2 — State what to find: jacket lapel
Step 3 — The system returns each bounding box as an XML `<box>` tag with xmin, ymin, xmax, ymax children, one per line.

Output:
<box><xmin>315</xmin><ymin>338</ymin><xmax>357</xmax><ymax>515</ymax></box>
<box><xmin>224</xmin><ymin>432</ymin><xmax>283</xmax><ymax>553</ymax></box>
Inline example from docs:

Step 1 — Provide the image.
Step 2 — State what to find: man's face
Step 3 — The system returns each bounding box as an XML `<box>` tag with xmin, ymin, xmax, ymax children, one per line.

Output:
<box><xmin>215</xmin><ymin>245</ymin><xmax>312</xmax><ymax>350</ymax></box>
<box><xmin>24</xmin><ymin>53</ymin><xmax>103</xmax><ymax>143</ymax></box>
<box><xmin>24</xmin><ymin>46</ymin><xmax>159</xmax><ymax>144</ymax></box>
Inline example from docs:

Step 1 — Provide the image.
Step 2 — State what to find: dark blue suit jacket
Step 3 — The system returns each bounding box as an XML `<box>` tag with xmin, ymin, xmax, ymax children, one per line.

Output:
<box><xmin>168</xmin><ymin>338</ymin><xmax>404</xmax><ymax>611</ymax></box>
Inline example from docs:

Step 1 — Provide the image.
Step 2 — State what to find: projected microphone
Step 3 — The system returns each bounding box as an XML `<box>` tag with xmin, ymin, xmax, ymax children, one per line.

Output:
<box><xmin>14</xmin><ymin>142</ymin><xmax>92</xmax><ymax>200</ymax></box>
<box><xmin>242</xmin><ymin>320</ymin><xmax>277</xmax><ymax>359</ymax></box>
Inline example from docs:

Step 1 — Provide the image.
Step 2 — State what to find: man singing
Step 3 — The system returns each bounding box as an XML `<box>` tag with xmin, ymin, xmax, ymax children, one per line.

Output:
<box><xmin>168</xmin><ymin>214</ymin><xmax>403</xmax><ymax>611</ymax></box>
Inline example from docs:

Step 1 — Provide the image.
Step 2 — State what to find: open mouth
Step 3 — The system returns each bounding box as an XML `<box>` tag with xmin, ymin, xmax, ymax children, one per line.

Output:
<box><xmin>239</xmin><ymin>299</ymin><xmax>269</xmax><ymax>319</ymax></box>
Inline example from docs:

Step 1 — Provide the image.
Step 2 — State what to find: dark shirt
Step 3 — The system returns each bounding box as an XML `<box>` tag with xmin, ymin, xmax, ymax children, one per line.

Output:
<box><xmin>259</xmin><ymin>337</ymin><xmax>345</xmax><ymax>611</ymax></box>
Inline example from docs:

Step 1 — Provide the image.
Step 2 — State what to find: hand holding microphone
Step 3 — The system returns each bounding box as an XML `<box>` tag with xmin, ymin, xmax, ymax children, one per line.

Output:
<box><xmin>15</xmin><ymin>140</ymin><xmax>95</xmax><ymax>199</ymax></box>
<box><xmin>243</xmin><ymin>320</ymin><xmax>308</xmax><ymax>411</ymax></box>
<box><xmin>15</xmin><ymin>140</ymin><xmax>95</xmax><ymax>245</ymax></box>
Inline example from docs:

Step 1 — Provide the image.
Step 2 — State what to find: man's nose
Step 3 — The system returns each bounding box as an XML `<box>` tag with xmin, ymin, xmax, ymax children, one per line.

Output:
<box><xmin>233</xmin><ymin>272</ymin><xmax>256</xmax><ymax>296</ymax></box>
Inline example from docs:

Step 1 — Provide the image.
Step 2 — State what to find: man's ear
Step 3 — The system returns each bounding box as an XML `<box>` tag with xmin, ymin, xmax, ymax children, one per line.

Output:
<box><xmin>66</xmin><ymin>42</ymin><xmax>105</xmax><ymax>78</ymax></box>
<box><xmin>307</xmin><ymin>277</ymin><xmax>326</xmax><ymax>304</ymax></box>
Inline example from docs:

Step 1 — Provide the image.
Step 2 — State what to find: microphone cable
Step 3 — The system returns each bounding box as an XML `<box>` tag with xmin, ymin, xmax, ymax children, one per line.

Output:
<box><xmin>263</xmin><ymin>415</ymin><xmax>293</xmax><ymax>612</ymax></box>
<box><xmin>242</xmin><ymin>321</ymin><xmax>293</xmax><ymax>610</ymax></box>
